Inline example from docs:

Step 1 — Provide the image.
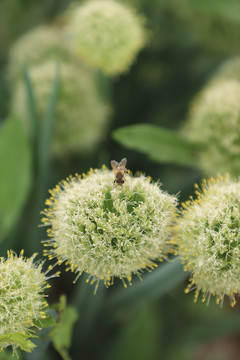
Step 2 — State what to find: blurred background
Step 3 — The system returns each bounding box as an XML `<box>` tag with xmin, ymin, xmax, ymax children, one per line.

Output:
<box><xmin>1</xmin><ymin>0</ymin><xmax>240</xmax><ymax>359</ymax></box>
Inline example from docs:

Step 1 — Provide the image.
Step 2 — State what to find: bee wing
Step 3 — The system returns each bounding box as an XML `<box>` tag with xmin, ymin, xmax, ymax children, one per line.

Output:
<box><xmin>111</xmin><ymin>160</ymin><xmax>119</xmax><ymax>169</ymax></box>
<box><xmin>119</xmin><ymin>158</ymin><xmax>127</xmax><ymax>167</ymax></box>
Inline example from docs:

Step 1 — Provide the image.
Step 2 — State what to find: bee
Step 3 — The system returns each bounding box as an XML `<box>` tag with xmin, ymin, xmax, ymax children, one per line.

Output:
<box><xmin>111</xmin><ymin>157</ymin><xmax>128</xmax><ymax>186</ymax></box>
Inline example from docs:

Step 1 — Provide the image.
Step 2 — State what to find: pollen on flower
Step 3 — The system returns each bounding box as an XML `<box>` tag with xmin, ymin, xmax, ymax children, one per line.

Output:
<box><xmin>176</xmin><ymin>174</ymin><xmax>240</xmax><ymax>307</ymax></box>
<box><xmin>41</xmin><ymin>168</ymin><xmax>177</xmax><ymax>290</ymax></box>
<box><xmin>0</xmin><ymin>251</ymin><xmax>52</xmax><ymax>350</ymax></box>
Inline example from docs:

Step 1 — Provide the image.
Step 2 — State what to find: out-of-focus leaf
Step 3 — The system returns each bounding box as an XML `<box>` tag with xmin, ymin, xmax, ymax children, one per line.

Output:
<box><xmin>0</xmin><ymin>349</ymin><xmax>20</xmax><ymax>360</ymax></box>
<box><xmin>106</xmin><ymin>306</ymin><xmax>159</xmax><ymax>360</ymax></box>
<box><xmin>178</xmin><ymin>310</ymin><xmax>240</xmax><ymax>344</ymax></box>
<box><xmin>72</xmin><ymin>278</ymin><xmax>106</xmax><ymax>350</ymax></box>
<box><xmin>49</xmin><ymin>296</ymin><xmax>78</xmax><ymax>360</ymax></box>
<box><xmin>0</xmin><ymin>117</ymin><xmax>31</xmax><ymax>242</ymax></box>
<box><xmin>25</xmin><ymin>310</ymin><xmax>57</xmax><ymax>360</ymax></box>
<box><xmin>33</xmin><ymin>314</ymin><xmax>56</xmax><ymax>329</ymax></box>
<box><xmin>27</xmin><ymin>62</ymin><xmax>60</xmax><ymax>254</ymax></box>
<box><xmin>0</xmin><ymin>333</ymin><xmax>36</xmax><ymax>353</ymax></box>
<box><xmin>104</xmin><ymin>259</ymin><xmax>187</xmax><ymax>315</ymax></box>
<box><xmin>189</xmin><ymin>0</ymin><xmax>240</xmax><ymax>24</ymax></box>
<box><xmin>112</xmin><ymin>124</ymin><xmax>199</xmax><ymax>167</ymax></box>
<box><xmin>38</xmin><ymin>62</ymin><xmax>60</xmax><ymax>184</ymax></box>
<box><xmin>22</xmin><ymin>65</ymin><xmax>39</xmax><ymax>147</ymax></box>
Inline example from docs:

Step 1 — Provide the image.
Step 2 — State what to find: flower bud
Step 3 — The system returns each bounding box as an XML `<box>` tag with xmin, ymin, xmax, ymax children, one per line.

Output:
<box><xmin>42</xmin><ymin>168</ymin><xmax>177</xmax><ymax>289</ymax></box>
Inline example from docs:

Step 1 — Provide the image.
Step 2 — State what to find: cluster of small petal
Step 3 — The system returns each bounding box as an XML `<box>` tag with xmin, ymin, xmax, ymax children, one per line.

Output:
<box><xmin>183</xmin><ymin>79</ymin><xmax>240</xmax><ymax>176</ymax></box>
<box><xmin>10</xmin><ymin>61</ymin><xmax>110</xmax><ymax>157</ymax></box>
<box><xmin>42</xmin><ymin>168</ymin><xmax>177</xmax><ymax>288</ymax></box>
<box><xmin>7</xmin><ymin>25</ymin><xmax>69</xmax><ymax>83</ymax></box>
<box><xmin>67</xmin><ymin>0</ymin><xmax>147</xmax><ymax>75</ymax></box>
<box><xmin>176</xmin><ymin>174</ymin><xmax>240</xmax><ymax>307</ymax></box>
<box><xmin>0</xmin><ymin>251</ymin><xmax>49</xmax><ymax>348</ymax></box>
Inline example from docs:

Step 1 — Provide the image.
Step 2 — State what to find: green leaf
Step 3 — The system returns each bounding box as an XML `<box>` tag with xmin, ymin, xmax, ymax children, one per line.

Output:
<box><xmin>52</xmin><ymin>294</ymin><xmax>67</xmax><ymax>313</ymax></box>
<box><xmin>72</xmin><ymin>279</ymin><xmax>106</xmax><ymax>349</ymax></box>
<box><xmin>189</xmin><ymin>0</ymin><xmax>240</xmax><ymax>24</ymax></box>
<box><xmin>112</xmin><ymin>124</ymin><xmax>199</xmax><ymax>167</ymax></box>
<box><xmin>0</xmin><ymin>333</ymin><xmax>36</xmax><ymax>353</ymax></box>
<box><xmin>106</xmin><ymin>306</ymin><xmax>159</xmax><ymax>360</ymax></box>
<box><xmin>104</xmin><ymin>259</ymin><xmax>187</xmax><ymax>314</ymax></box>
<box><xmin>38</xmin><ymin>62</ymin><xmax>60</xmax><ymax>185</ymax></box>
<box><xmin>22</xmin><ymin>65</ymin><xmax>39</xmax><ymax>147</ymax></box>
<box><xmin>49</xmin><ymin>303</ymin><xmax>78</xmax><ymax>360</ymax></box>
<box><xmin>0</xmin><ymin>349</ymin><xmax>20</xmax><ymax>360</ymax></box>
<box><xmin>33</xmin><ymin>314</ymin><xmax>56</xmax><ymax>329</ymax></box>
<box><xmin>0</xmin><ymin>117</ymin><xmax>31</xmax><ymax>242</ymax></box>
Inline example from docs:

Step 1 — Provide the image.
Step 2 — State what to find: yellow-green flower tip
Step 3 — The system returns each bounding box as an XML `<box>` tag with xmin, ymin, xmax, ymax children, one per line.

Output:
<box><xmin>42</xmin><ymin>168</ymin><xmax>177</xmax><ymax>288</ymax></box>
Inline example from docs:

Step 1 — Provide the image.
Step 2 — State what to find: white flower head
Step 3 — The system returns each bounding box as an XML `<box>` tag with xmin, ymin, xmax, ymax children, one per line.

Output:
<box><xmin>0</xmin><ymin>250</ymin><xmax>54</xmax><ymax>349</ymax></box>
<box><xmin>42</xmin><ymin>167</ymin><xmax>177</xmax><ymax>289</ymax></box>
<box><xmin>184</xmin><ymin>80</ymin><xmax>240</xmax><ymax>176</ymax></box>
<box><xmin>67</xmin><ymin>0</ymin><xmax>147</xmax><ymax>75</ymax></box>
<box><xmin>176</xmin><ymin>174</ymin><xmax>240</xmax><ymax>307</ymax></box>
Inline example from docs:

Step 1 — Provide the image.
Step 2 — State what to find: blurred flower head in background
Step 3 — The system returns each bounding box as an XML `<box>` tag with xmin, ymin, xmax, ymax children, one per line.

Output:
<box><xmin>42</xmin><ymin>168</ymin><xmax>177</xmax><ymax>289</ymax></box>
<box><xmin>7</xmin><ymin>25</ymin><xmax>69</xmax><ymax>83</ymax></box>
<box><xmin>183</xmin><ymin>79</ymin><xmax>240</xmax><ymax>176</ymax></box>
<box><xmin>176</xmin><ymin>175</ymin><xmax>240</xmax><ymax>307</ymax></box>
<box><xmin>8</xmin><ymin>24</ymin><xmax>111</xmax><ymax>158</ymax></box>
<box><xmin>210</xmin><ymin>56</ymin><xmax>240</xmax><ymax>83</ymax></box>
<box><xmin>0</xmin><ymin>251</ymin><xmax>49</xmax><ymax>349</ymax></box>
<box><xmin>67</xmin><ymin>0</ymin><xmax>147</xmax><ymax>75</ymax></box>
<box><xmin>10</xmin><ymin>60</ymin><xmax>111</xmax><ymax>157</ymax></box>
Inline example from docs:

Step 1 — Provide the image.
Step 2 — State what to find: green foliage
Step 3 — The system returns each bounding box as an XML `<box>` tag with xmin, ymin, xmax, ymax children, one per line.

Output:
<box><xmin>106</xmin><ymin>306</ymin><xmax>159</xmax><ymax>360</ymax></box>
<box><xmin>104</xmin><ymin>259</ymin><xmax>187</xmax><ymax>313</ymax></box>
<box><xmin>189</xmin><ymin>0</ymin><xmax>240</xmax><ymax>23</ymax></box>
<box><xmin>37</xmin><ymin>62</ymin><xmax>60</xmax><ymax>186</ymax></box>
<box><xmin>33</xmin><ymin>314</ymin><xmax>56</xmax><ymax>329</ymax></box>
<box><xmin>113</xmin><ymin>124</ymin><xmax>198</xmax><ymax>167</ymax></box>
<box><xmin>49</xmin><ymin>296</ymin><xmax>78</xmax><ymax>360</ymax></box>
<box><xmin>0</xmin><ymin>117</ymin><xmax>31</xmax><ymax>242</ymax></box>
<box><xmin>0</xmin><ymin>333</ymin><xmax>36</xmax><ymax>353</ymax></box>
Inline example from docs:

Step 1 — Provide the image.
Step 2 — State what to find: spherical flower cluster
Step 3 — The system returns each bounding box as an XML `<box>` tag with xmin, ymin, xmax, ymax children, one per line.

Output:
<box><xmin>176</xmin><ymin>174</ymin><xmax>240</xmax><ymax>307</ymax></box>
<box><xmin>210</xmin><ymin>56</ymin><xmax>240</xmax><ymax>83</ymax></box>
<box><xmin>42</xmin><ymin>168</ymin><xmax>177</xmax><ymax>288</ymax></box>
<box><xmin>10</xmin><ymin>61</ymin><xmax>110</xmax><ymax>157</ymax></box>
<box><xmin>183</xmin><ymin>79</ymin><xmax>240</xmax><ymax>176</ymax></box>
<box><xmin>67</xmin><ymin>0</ymin><xmax>147</xmax><ymax>75</ymax></box>
<box><xmin>8</xmin><ymin>25</ymin><xmax>69</xmax><ymax>83</ymax></box>
<box><xmin>0</xmin><ymin>251</ymin><xmax>51</xmax><ymax>349</ymax></box>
